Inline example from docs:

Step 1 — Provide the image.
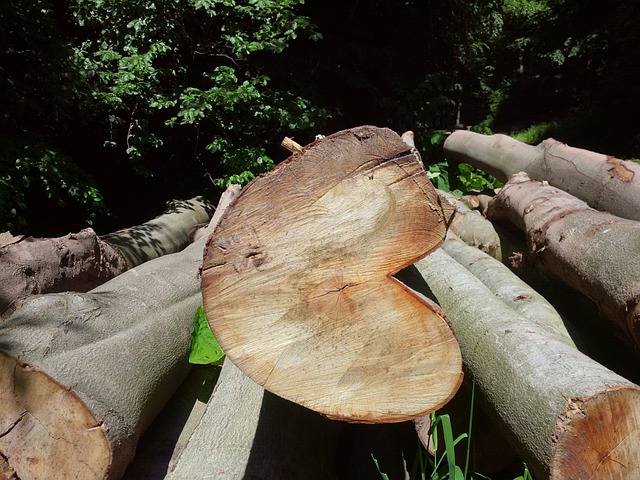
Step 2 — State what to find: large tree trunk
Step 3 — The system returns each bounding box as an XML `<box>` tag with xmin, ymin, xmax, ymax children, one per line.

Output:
<box><xmin>201</xmin><ymin>126</ymin><xmax>462</xmax><ymax>422</ymax></box>
<box><xmin>443</xmin><ymin>130</ymin><xmax>640</xmax><ymax>221</ymax></box>
<box><xmin>121</xmin><ymin>364</ymin><xmax>221</xmax><ymax>480</ymax></box>
<box><xmin>436</xmin><ymin>193</ymin><xmax>639</xmax><ymax>378</ymax></box>
<box><xmin>410</xmin><ymin>234</ymin><xmax>640</xmax><ymax>480</ymax></box>
<box><xmin>0</xmin><ymin>197</ymin><xmax>214</xmax><ymax>315</ymax></box>
<box><xmin>0</xmin><ymin>229</ymin><xmax>126</xmax><ymax>316</ymax></box>
<box><xmin>0</xmin><ymin>187</ymin><xmax>239</xmax><ymax>480</ymax></box>
<box><xmin>101</xmin><ymin>196</ymin><xmax>214</xmax><ymax>267</ymax></box>
<box><xmin>165</xmin><ymin>359</ymin><xmax>341</xmax><ymax>480</ymax></box>
<box><xmin>486</xmin><ymin>172</ymin><xmax>640</xmax><ymax>356</ymax></box>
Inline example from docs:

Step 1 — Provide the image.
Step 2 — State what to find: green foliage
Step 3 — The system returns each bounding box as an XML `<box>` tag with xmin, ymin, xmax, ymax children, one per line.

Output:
<box><xmin>189</xmin><ymin>306</ymin><xmax>225</xmax><ymax>365</ymax></box>
<box><xmin>511</xmin><ymin>122</ymin><xmax>557</xmax><ymax>145</ymax></box>
<box><xmin>4</xmin><ymin>0</ymin><xmax>640</xmax><ymax>232</ymax></box>
<box><xmin>376</xmin><ymin>382</ymin><xmax>533</xmax><ymax>480</ymax></box>
<box><xmin>71</xmin><ymin>0</ymin><xmax>327</xmax><ymax>184</ymax></box>
<box><xmin>0</xmin><ymin>0</ymin><xmax>107</xmax><ymax>230</ymax></box>
<box><xmin>1</xmin><ymin>0</ymin><xmax>327</xmax><ymax>232</ymax></box>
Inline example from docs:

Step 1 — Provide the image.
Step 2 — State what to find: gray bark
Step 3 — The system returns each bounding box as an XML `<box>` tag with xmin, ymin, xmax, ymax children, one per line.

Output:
<box><xmin>410</xmin><ymin>237</ymin><xmax>640</xmax><ymax>480</ymax></box>
<box><xmin>166</xmin><ymin>360</ymin><xmax>341</xmax><ymax>480</ymax></box>
<box><xmin>486</xmin><ymin>172</ymin><xmax>640</xmax><ymax>356</ymax></box>
<box><xmin>0</xmin><ymin>186</ymin><xmax>240</xmax><ymax>480</ymax></box>
<box><xmin>0</xmin><ymin>229</ymin><xmax>126</xmax><ymax>315</ymax></box>
<box><xmin>0</xmin><ymin>196</ymin><xmax>214</xmax><ymax>315</ymax></box>
<box><xmin>101</xmin><ymin>196</ymin><xmax>214</xmax><ymax>267</ymax></box>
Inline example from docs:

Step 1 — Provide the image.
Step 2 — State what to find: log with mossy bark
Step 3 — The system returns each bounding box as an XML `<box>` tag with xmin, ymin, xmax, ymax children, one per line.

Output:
<box><xmin>201</xmin><ymin>125</ymin><xmax>462</xmax><ymax>422</ymax></box>
<box><xmin>0</xmin><ymin>196</ymin><xmax>214</xmax><ymax>315</ymax></box>
<box><xmin>410</xmin><ymin>233</ymin><xmax>640</xmax><ymax>480</ymax></box>
<box><xmin>443</xmin><ymin>130</ymin><xmax>640</xmax><ymax>221</ymax></box>
<box><xmin>0</xmin><ymin>187</ymin><xmax>239</xmax><ymax>480</ymax></box>
<box><xmin>486</xmin><ymin>172</ymin><xmax>640</xmax><ymax>356</ymax></box>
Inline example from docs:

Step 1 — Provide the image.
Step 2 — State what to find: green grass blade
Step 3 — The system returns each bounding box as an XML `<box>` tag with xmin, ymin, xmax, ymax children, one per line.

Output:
<box><xmin>440</xmin><ymin>414</ymin><xmax>458</xmax><ymax>479</ymax></box>
<box><xmin>463</xmin><ymin>381</ymin><xmax>476</xmax><ymax>479</ymax></box>
<box><xmin>372</xmin><ymin>454</ymin><xmax>390</xmax><ymax>480</ymax></box>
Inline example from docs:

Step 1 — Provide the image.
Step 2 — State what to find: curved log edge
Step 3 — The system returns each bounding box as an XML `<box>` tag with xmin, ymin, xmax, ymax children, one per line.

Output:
<box><xmin>201</xmin><ymin>126</ymin><xmax>462</xmax><ymax>422</ymax></box>
<box><xmin>0</xmin><ymin>351</ymin><xmax>111</xmax><ymax>480</ymax></box>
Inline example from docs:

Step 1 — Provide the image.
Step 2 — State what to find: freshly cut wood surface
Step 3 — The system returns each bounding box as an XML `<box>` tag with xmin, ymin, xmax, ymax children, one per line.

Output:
<box><xmin>444</xmin><ymin>130</ymin><xmax>640</xmax><ymax>221</ymax></box>
<box><xmin>201</xmin><ymin>126</ymin><xmax>462</xmax><ymax>422</ymax></box>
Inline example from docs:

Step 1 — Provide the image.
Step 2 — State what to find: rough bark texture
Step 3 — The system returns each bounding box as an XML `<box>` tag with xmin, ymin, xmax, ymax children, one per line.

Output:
<box><xmin>201</xmin><ymin>126</ymin><xmax>461</xmax><ymax>422</ymax></box>
<box><xmin>0</xmin><ymin>196</ymin><xmax>214</xmax><ymax>315</ymax></box>
<box><xmin>437</xmin><ymin>199</ymin><xmax>639</xmax><ymax>378</ymax></box>
<box><xmin>166</xmin><ymin>359</ymin><xmax>341</xmax><ymax>480</ymax></box>
<box><xmin>444</xmin><ymin>130</ymin><xmax>640</xmax><ymax>221</ymax></box>
<box><xmin>486</xmin><ymin>172</ymin><xmax>640</xmax><ymax>356</ymax></box>
<box><xmin>0</xmin><ymin>186</ymin><xmax>240</xmax><ymax>480</ymax></box>
<box><xmin>0</xmin><ymin>229</ymin><xmax>126</xmax><ymax>315</ymax></box>
<box><xmin>411</xmin><ymin>236</ymin><xmax>640</xmax><ymax>480</ymax></box>
<box><xmin>101</xmin><ymin>196</ymin><xmax>214</xmax><ymax>267</ymax></box>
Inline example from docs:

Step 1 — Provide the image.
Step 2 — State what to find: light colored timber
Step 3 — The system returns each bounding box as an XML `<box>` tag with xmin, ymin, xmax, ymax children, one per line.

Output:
<box><xmin>201</xmin><ymin>125</ymin><xmax>462</xmax><ymax>422</ymax></box>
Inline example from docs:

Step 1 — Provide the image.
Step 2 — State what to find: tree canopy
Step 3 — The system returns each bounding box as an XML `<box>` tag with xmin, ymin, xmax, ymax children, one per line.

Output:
<box><xmin>1</xmin><ymin>0</ymin><xmax>639</xmax><ymax>234</ymax></box>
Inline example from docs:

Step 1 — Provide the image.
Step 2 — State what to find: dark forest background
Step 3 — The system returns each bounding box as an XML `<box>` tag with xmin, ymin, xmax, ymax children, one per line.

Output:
<box><xmin>2</xmin><ymin>0</ymin><xmax>639</xmax><ymax>236</ymax></box>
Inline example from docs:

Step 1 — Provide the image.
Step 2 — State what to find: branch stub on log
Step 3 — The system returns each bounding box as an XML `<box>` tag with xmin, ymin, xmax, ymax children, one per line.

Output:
<box><xmin>201</xmin><ymin>126</ymin><xmax>462</xmax><ymax>422</ymax></box>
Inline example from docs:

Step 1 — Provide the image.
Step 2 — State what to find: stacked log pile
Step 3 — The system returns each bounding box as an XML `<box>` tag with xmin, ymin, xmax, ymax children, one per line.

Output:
<box><xmin>0</xmin><ymin>190</ymin><xmax>235</xmax><ymax>480</ymax></box>
<box><xmin>2</xmin><ymin>127</ymin><xmax>640</xmax><ymax>480</ymax></box>
<box><xmin>0</xmin><ymin>196</ymin><xmax>214</xmax><ymax>314</ymax></box>
<box><xmin>412</xmin><ymin>131</ymin><xmax>640</xmax><ymax>479</ymax></box>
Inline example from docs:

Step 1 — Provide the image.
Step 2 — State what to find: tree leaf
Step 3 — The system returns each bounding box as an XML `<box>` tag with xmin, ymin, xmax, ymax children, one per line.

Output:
<box><xmin>189</xmin><ymin>306</ymin><xmax>225</xmax><ymax>365</ymax></box>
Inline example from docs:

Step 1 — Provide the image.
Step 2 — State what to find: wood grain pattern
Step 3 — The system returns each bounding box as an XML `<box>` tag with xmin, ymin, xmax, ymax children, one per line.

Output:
<box><xmin>201</xmin><ymin>126</ymin><xmax>462</xmax><ymax>422</ymax></box>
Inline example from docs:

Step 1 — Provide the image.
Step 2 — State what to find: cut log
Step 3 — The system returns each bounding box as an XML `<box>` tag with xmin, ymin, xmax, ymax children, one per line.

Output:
<box><xmin>201</xmin><ymin>125</ymin><xmax>462</xmax><ymax>422</ymax></box>
<box><xmin>0</xmin><ymin>196</ymin><xmax>214</xmax><ymax>315</ymax></box>
<box><xmin>438</xmin><ymin>190</ymin><xmax>505</xmax><ymax>260</ymax></box>
<box><xmin>443</xmin><ymin>130</ymin><xmax>640</xmax><ymax>221</ymax></box>
<box><xmin>99</xmin><ymin>196</ymin><xmax>214</xmax><ymax>267</ymax></box>
<box><xmin>411</xmin><ymin>235</ymin><xmax>640</xmax><ymax>480</ymax></box>
<box><xmin>438</xmin><ymin>201</ymin><xmax>640</xmax><ymax>379</ymax></box>
<box><xmin>0</xmin><ymin>229</ymin><xmax>126</xmax><ymax>316</ymax></box>
<box><xmin>0</xmin><ymin>186</ymin><xmax>240</xmax><ymax>480</ymax></box>
<box><xmin>121</xmin><ymin>365</ymin><xmax>221</xmax><ymax>480</ymax></box>
<box><xmin>165</xmin><ymin>359</ymin><xmax>341</xmax><ymax>479</ymax></box>
<box><xmin>486</xmin><ymin>172</ymin><xmax>640</xmax><ymax>356</ymax></box>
